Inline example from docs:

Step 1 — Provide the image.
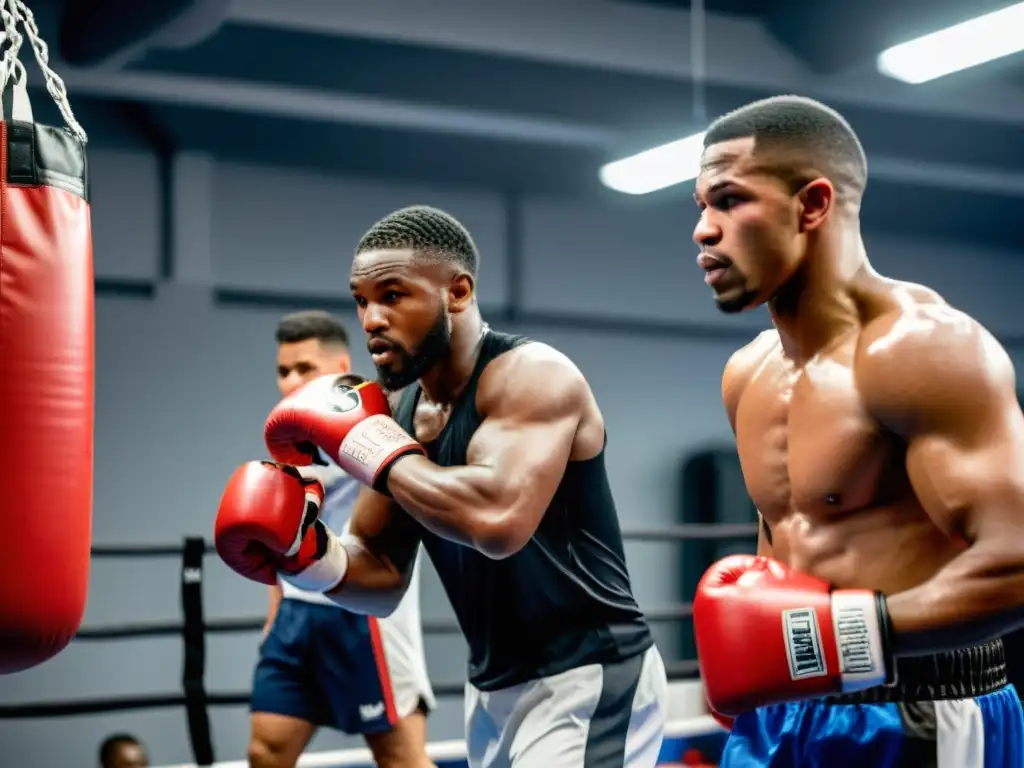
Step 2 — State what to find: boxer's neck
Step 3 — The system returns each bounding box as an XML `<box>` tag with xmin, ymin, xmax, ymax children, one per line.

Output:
<box><xmin>418</xmin><ymin>309</ymin><xmax>487</xmax><ymax>405</ymax></box>
<box><xmin>769</xmin><ymin>222</ymin><xmax>872</xmax><ymax>364</ymax></box>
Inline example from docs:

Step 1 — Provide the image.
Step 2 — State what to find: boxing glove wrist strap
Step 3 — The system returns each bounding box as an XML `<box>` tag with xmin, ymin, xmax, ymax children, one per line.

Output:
<box><xmin>335</xmin><ymin>415</ymin><xmax>424</xmax><ymax>490</ymax></box>
<box><xmin>280</xmin><ymin>527</ymin><xmax>349</xmax><ymax>593</ymax></box>
<box><xmin>372</xmin><ymin>450</ymin><xmax>420</xmax><ymax>498</ymax></box>
<box><xmin>830</xmin><ymin>590</ymin><xmax>893</xmax><ymax>692</ymax></box>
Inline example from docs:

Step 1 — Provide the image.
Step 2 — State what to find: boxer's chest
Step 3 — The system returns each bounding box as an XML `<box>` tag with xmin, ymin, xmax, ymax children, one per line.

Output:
<box><xmin>735</xmin><ymin>345</ymin><xmax>904</xmax><ymax>523</ymax></box>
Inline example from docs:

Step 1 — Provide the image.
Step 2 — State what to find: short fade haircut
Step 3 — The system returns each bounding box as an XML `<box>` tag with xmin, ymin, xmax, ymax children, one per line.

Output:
<box><xmin>703</xmin><ymin>95</ymin><xmax>868</xmax><ymax>206</ymax></box>
<box><xmin>99</xmin><ymin>733</ymin><xmax>142</xmax><ymax>767</ymax></box>
<box><xmin>275</xmin><ymin>310</ymin><xmax>349</xmax><ymax>348</ymax></box>
<box><xmin>355</xmin><ymin>205</ymin><xmax>479</xmax><ymax>278</ymax></box>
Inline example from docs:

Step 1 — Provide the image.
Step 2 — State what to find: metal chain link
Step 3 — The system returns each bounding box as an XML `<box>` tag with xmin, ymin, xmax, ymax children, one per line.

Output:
<box><xmin>0</xmin><ymin>0</ymin><xmax>26</xmax><ymax>95</ymax></box>
<box><xmin>4</xmin><ymin>0</ymin><xmax>87</xmax><ymax>142</ymax></box>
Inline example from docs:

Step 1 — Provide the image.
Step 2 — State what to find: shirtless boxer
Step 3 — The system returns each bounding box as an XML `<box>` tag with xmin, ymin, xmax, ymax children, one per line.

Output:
<box><xmin>690</xmin><ymin>95</ymin><xmax>1024</xmax><ymax>766</ymax></box>
<box><xmin>215</xmin><ymin>205</ymin><xmax>668</xmax><ymax>767</ymax></box>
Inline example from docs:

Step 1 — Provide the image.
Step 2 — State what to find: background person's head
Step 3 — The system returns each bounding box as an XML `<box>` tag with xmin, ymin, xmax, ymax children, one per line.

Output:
<box><xmin>99</xmin><ymin>733</ymin><xmax>148</xmax><ymax>768</ymax></box>
<box><xmin>275</xmin><ymin>310</ymin><xmax>352</xmax><ymax>397</ymax></box>
<box><xmin>693</xmin><ymin>95</ymin><xmax>868</xmax><ymax>314</ymax></box>
<box><xmin>350</xmin><ymin>205</ymin><xmax>479</xmax><ymax>391</ymax></box>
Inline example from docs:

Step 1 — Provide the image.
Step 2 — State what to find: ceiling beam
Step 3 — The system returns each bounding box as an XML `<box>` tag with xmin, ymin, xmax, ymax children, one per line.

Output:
<box><xmin>54</xmin><ymin>67</ymin><xmax>1024</xmax><ymax>199</ymax></box>
<box><xmin>59</xmin><ymin>68</ymin><xmax>617</xmax><ymax>148</ymax></box>
<box><xmin>869</xmin><ymin>156</ymin><xmax>1024</xmax><ymax>197</ymax></box>
<box><xmin>229</xmin><ymin>0</ymin><xmax>1024</xmax><ymax>127</ymax></box>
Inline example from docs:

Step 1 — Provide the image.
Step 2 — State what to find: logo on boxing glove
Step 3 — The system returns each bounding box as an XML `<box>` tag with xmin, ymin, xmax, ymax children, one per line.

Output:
<box><xmin>326</xmin><ymin>382</ymin><xmax>363</xmax><ymax>414</ymax></box>
<box><xmin>340</xmin><ymin>417</ymin><xmax>414</xmax><ymax>468</ymax></box>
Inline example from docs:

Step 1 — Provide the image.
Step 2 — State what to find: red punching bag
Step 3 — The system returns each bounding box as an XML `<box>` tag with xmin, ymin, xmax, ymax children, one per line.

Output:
<box><xmin>0</xmin><ymin>2</ymin><xmax>93</xmax><ymax>673</ymax></box>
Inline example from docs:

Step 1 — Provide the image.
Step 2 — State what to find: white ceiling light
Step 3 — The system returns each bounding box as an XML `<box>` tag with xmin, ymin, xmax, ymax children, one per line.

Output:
<box><xmin>878</xmin><ymin>2</ymin><xmax>1024</xmax><ymax>84</ymax></box>
<box><xmin>599</xmin><ymin>131</ymin><xmax>707</xmax><ymax>195</ymax></box>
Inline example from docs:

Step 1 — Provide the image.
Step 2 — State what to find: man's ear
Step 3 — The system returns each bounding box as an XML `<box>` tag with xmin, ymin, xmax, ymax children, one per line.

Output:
<box><xmin>447</xmin><ymin>273</ymin><xmax>475</xmax><ymax>314</ymax></box>
<box><xmin>335</xmin><ymin>351</ymin><xmax>352</xmax><ymax>374</ymax></box>
<box><xmin>797</xmin><ymin>178</ymin><xmax>834</xmax><ymax>232</ymax></box>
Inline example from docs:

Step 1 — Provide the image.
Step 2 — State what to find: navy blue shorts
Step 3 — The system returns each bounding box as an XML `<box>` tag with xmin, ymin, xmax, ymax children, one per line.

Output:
<box><xmin>721</xmin><ymin>641</ymin><xmax>1024</xmax><ymax>767</ymax></box>
<box><xmin>251</xmin><ymin>598</ymin><xmax>408</xmax><ymax>735</ymax></box>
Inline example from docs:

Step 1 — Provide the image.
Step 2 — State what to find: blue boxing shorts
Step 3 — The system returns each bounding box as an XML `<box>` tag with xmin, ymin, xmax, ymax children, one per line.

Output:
<box><xmin>721</xmin><ymin>640</ymin><xmax>1023</xmax><ymax>767</ymax></box>
<box><xmin>251</xmin><ymin>598</ymin><xmax>433</xmax><ymax>735</ymax></box>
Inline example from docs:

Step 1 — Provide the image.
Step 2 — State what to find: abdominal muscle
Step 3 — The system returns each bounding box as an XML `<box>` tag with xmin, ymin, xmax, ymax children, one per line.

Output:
<box><xmin>765</xmin><ymin>500</ymin><xmax>963</xmax><ymax>597</ymax></box>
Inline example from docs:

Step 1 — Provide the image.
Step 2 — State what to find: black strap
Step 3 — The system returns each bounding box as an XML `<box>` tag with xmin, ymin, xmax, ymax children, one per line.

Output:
<box><xmin>181</xmin><ymin>537</ymin><xmax>214</xmax><ymax>765</ymax></box>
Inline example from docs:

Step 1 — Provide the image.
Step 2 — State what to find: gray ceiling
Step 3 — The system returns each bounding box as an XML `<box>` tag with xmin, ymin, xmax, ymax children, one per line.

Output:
<box><xmin>22</xmin><ymin>0</ymin><xmax>1024</xmax><ymax>249</ymax></box>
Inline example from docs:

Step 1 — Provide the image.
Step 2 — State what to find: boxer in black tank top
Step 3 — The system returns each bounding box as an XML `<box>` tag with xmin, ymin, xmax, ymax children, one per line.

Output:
<box><xmin>302</xmin><ymin>206</ymin><xmax>669</xmax><ymax>767</ymax></box>
<box><xmin>392</xmin><ymin>328</ymin><xmax>652</xmax><ymax>690</ymax></box>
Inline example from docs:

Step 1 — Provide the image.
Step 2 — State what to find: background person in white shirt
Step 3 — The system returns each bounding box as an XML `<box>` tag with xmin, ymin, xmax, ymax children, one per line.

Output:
<box><xmin>247</xmin><ymin>310</ymin><xmax>435</xmax><ymax>768</ymax></box>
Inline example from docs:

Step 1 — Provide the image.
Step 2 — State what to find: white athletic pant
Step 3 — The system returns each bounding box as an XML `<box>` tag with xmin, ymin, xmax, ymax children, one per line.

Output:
<box><xmin>464</xmin><ymin>644</ymin><xmax>668</xmax><ymax>768</ymax></box>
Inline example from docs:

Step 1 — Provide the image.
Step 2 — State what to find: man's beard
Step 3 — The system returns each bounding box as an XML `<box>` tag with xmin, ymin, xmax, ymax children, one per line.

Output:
<box><xmin>715</xmin><ymin>285</ymin><xmax>758</xmax><ymax>314</ymax></box>
<box><xmin>373</xmin><ymin>307</ymin><xmax>452</xmax><ymax>392</ymax></box>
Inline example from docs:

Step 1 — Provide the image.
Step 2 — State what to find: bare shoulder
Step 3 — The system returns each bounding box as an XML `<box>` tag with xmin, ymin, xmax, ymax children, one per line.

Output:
<box><xmin>725</xmin><ymin>329</ymin><xmax>780</xmax><ymax>377</ymax></box>
<box><xmin>855</xmin><ymin>289</ymin><xmax>1011</xmax><ymax>380</ymax></box>
<box><xmin>477</xmin><ymin>341</ymin><xmax>588</xmax><ymax>417</ymax></box>
<box><xmin>855</xmin><ymin>291</ymin><xmax>1016</xmax><ymax>434</ymax></box>
<box><xmin>722</xmin><ymin>330</ymin><xmax>780</xmax><ymax>426</ymax></box>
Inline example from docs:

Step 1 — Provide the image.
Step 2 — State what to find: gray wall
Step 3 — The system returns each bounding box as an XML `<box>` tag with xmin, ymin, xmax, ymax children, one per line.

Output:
<box><xmin>3</xmin><ymin>149</ymin><xmax>1024</xmax><ymax>766</ymax></box>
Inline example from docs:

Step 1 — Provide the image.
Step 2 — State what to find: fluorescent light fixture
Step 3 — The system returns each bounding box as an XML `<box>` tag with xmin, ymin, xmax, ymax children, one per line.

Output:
<box><xmin>599</xmin><ymin>131</ymin><xmax>706</xmax><ymax>195</ymax></box>
<box><xmin>878</xmin><ymin>2</ymin><xmax>1024</xmax><ymax>84</ymax></box>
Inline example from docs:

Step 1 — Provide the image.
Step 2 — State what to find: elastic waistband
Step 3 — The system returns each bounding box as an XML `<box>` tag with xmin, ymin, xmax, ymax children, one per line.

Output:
<box><xmin>826</xmin><ymin>639</ymin><xmax>1008</xmax><ymax>704</ymax></box>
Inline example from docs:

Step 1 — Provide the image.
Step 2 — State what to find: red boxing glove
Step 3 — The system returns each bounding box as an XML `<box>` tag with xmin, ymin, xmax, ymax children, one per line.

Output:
<box><xmin>214</xmin><ymin>461</ymin><xmax>350</xmax><ymax>592</ymax></box>
<box><xmin>694</xmin><ymin>555</ymin><xmax>892</xmax><ymax>716</ymax></box>
<box><xmin>264</xmin><ymin>375</ymin><xmax>424</xmax><ymax>493</ymax></box>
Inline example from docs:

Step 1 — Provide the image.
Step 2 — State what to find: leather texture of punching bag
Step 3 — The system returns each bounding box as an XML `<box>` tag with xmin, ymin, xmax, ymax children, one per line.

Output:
<box><xmin>0</xmin><ymin>7</ymin><xmax>93</xmax><ymax>674</ymax></box>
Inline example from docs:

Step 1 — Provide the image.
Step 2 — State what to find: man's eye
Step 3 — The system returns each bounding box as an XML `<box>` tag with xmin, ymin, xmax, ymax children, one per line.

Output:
<box><xmin>382</xmin><ymin>291</ymin><xmax>402</xmax><ymax>303</ymax></box>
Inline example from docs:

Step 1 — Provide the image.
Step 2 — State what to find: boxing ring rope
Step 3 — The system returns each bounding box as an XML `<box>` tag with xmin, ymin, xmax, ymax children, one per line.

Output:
<box><xmin>73</xmin><ymin>606</ymin><xmax>700</xmax><ymax>642</ymax></box>
<box><xmin>0</xmin><ymin>524</ymin><xmax>751</xmax><ymax>765</ymax></box>
<box><xmin>87</xmin><ymin>523</ymin><xmax>757</xmax><ymax>555</ymax></box>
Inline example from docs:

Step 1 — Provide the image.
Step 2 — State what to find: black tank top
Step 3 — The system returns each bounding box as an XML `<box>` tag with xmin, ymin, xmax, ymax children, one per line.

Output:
<box><xmin>393</xmin><ymin>328</ymin><xmax>653</xmax><ymax>690</ymax></box>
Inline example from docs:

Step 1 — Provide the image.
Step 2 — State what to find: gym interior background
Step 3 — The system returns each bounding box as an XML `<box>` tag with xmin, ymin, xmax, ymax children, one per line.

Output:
<box><xmin>4</xmin><ymin>0</ymin><xmax>1024</xmax><ymax>765</ymax></box>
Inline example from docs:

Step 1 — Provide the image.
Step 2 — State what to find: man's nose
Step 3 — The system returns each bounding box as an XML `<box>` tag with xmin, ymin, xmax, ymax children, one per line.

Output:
<box><xmin>280</xmin><ymin>371</ymin><xmax>306</xmax><ymax>396</ymax></box>
<box><xmin>693</xmin><ymin>210</ymin><xmax>721</xmax><ymax>247</ymax></box>
<box><xmin>361</xmin><ymin>303</ymin><xmax>389</xmax><ymax>334</ymax></box>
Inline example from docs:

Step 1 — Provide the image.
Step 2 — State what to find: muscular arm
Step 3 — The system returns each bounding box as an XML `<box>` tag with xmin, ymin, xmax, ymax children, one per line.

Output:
<box><xmin>860</xmin><ymin>308</ymin><xmax>1024</xmax><ymax>656</ymax></box>
<box><xmin>324</xmin><ymin>485</ymin><xmax>422</xmax><ymax>616</ymax></box>
<box><xmin>384</xmin><ymin>344</ymin><xmax>588</xmax><ymax>559</ymax></box>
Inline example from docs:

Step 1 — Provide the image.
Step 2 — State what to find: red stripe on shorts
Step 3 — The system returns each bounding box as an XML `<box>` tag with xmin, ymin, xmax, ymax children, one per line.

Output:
<box><xmin>367</xmin><ymin>617</ymin><xmax>399</xmax><ymax>725</ymax></box>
